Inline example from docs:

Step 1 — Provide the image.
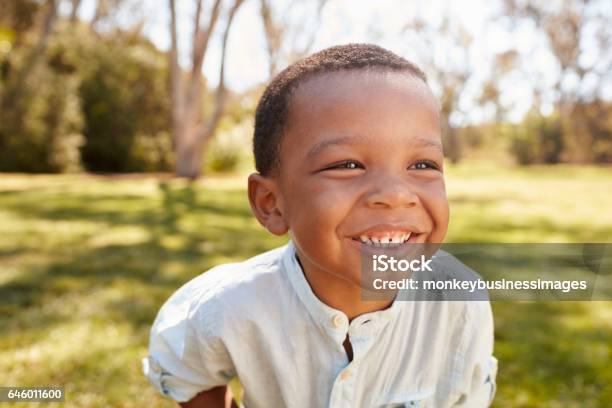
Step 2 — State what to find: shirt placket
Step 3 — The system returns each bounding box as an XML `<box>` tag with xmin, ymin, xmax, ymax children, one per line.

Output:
<box><xmin>281</xmin><ymin>242</ymin><xmax>402</xmax><ymax>408</ymax></box>
<box><xmin>327</xmin><ymin>315</ymin><xmax>382</xmax><ymax>408</ymax></box>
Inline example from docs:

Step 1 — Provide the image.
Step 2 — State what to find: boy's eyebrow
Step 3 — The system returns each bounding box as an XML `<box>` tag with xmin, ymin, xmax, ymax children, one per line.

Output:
<box><xmin>306</xmin><ymin>134</ymin><xmax>443</xmax><ymax>158</ymax></box>
<box><xmin>306</xmin><ymin>134</ymin><xmax>367</xmax><ymax>158</ymax></box>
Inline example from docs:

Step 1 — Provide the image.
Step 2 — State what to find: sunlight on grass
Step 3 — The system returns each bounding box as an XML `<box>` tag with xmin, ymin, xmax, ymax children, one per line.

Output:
<box><xmin>0</xmin><ymin>165</ymin><xmax>610</xmax><ymax>407</ymax></box>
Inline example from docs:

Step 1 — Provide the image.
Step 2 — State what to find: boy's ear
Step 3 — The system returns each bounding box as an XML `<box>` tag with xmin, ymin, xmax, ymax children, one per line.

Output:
<box><xmin>247</xmin><ymin>173</ymin><xmax>288</xmax><ymax>236</ymax></box>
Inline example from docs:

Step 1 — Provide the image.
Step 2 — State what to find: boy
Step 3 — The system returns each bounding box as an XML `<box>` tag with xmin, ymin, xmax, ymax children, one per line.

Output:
<box><xmin>143</xmin><ymin>44</ymin><xmax>497</xmax><ymax>407</ymax></box>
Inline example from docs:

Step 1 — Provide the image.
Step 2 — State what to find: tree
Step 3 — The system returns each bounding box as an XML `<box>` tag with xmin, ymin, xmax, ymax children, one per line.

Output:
<box><xmin>0</xmin><ymin>0</ymin><xmax>174</xmax><ymax>173</ymax></box>
<box><xmin>478</xmin><ymin>50</ymin><xmax>519</xmax><ymax>123</ymax></box>
<box><xmin>259</xmin><ymin>0</ymin><xmax>327</xmax><ymax>77</ymax></box>
<box><xmin>499</xmin><ymin>0</ymin><xmax>612</xmax><ymax>163</ymax></box>
<box><xmin>1</xmin><ymin>0</ymin><xmax>58</xmax><ymax>106</ymax></box>
<box><xmin>69</xmin><ymin>0</ymin><xmax>82</xmax><ymax>22</ymax></box>
<box><xmin>402</xmin><ymin>15</ymin><xmax>475</xmax><ymax>163</ymax></box>
<box><xmin>0</xmin><ymin>0</ymin><xmax>77</xmax><ymax>173</ymax></box>
<box><xmin>79</xmin><ymin>31</ymin><xmax>173</xmax><ymax>172</ymax></box>
<box><xmin>168</xmin><ymin>0</ymin><xmax>245</xmax><ymax>179</ymax></box>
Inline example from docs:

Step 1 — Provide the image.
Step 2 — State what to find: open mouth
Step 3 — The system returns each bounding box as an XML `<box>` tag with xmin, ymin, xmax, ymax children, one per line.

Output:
<box><xmin>351</xmin><ymin>232</ymin><xmax>418</xmax><ymax>248</ymax></box>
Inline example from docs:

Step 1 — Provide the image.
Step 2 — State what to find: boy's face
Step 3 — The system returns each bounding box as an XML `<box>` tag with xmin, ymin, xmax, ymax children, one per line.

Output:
<box><xmin>250</xmin><ymin>70</ymin><xmax>449</xmax><ymax>287</ymax></box>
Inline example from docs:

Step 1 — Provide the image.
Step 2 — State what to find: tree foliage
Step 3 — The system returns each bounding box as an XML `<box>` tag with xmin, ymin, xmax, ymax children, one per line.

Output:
<box><xmin>498</xmin><ymin>0</ymin><xmax>612</xmax><ymax>164</ymax></box>
<box><xmin>78</xmin><ymin>30</ymin><xmax>172</xmax><ymax>172</ymax></box>
<box><xmin>0</xmin><ymin>1</ymin><xmax>172</xmax><ymax>172</ymax></box>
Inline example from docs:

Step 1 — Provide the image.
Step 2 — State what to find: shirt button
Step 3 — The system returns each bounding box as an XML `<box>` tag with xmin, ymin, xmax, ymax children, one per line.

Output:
<box><xmin>340</xmin><ymin>369</ymin><xmax>351</xmax><ymax>380</ymax></box>
<box><xmin>332</xmin><ymin>314</ymin><xmax>344</xmax><ymax>328</ymax></box>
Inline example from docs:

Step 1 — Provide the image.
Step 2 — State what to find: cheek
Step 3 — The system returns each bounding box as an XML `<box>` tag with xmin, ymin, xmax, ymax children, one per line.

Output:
<box><xmin>286</xmin><ymin>180</ymin><xmax>356</xmax><ymax>238</ymax></box>
<box><xmin>421</xmin><ymin>179</ymin><xmax>449</xmax><ymax>239</ymax></box>
<box><xmin>433</xmin><ymin>198</ymin><xmax>450</xmax><ymax>238</ymax></box>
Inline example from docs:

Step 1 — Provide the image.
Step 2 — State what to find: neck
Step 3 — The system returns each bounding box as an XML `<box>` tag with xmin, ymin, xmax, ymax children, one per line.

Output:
<box><xmin>295</xmin><ymin>253</ymin><xmax>394</xmax><ymax>321</ymax></box>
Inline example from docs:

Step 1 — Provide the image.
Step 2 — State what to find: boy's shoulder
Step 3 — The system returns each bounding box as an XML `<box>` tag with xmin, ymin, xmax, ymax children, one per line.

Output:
<box><xmin>155</xmin><ymin>243</ymin><xmax>290</xmax><ymax>333</ymax></box>
<box><xmin>185</xmin><ymin>242</ymin><xmax>287</xmax><ymax>300</ymax></box>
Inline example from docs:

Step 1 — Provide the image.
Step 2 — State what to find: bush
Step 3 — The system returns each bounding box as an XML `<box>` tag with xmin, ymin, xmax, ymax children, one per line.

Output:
<box><xmin>79</xmin><ymin>32</ymin><xmax>172</xmax><ymax>172</ymax></box>
<box><xmin>129</xmin><ymin>131</ymin><xmax>173</xmax><ymax>172</ymax></box>
<box><xmin>509</xmin><ymin>130</ymin><xmax>539</xmax><ymax>165</ymax></box>
<box><xmin>0</xmin><ymin>34</ymin><xmax>84</xmax><ymax>172</ymax></box>
<box><xmin>0</xmin><ymin>21</ymin><xmax>173</xmax><ymax>173</ymax></box>
<box><xmin>509</xmin><ymin>111</ymin><xmax>563</xmax><ymax>165</ymax></box>
<box><xmin>205</xmin><ymin>120</ymin><xmax>252</xmax><ymax>173</ymax></box>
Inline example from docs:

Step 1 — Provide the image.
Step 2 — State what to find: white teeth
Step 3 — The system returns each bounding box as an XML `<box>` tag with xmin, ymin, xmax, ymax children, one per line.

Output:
<box><xmin>356</xmin><ymin>232</ymin><xmax>415</xmax><ymax>246</ymax></box>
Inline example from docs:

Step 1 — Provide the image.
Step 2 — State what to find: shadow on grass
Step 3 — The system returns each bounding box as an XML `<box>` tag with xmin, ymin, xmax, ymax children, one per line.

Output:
<box><xmin>0</xmin><ymin>180</ymin><xmax>284</xmax><ymax>340</ymax></box>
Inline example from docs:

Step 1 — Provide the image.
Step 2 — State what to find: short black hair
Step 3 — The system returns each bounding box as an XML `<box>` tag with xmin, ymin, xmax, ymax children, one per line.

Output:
<box><xmin>253</xmin><ymin>43</ymin><xmax>427</xmax><ymax>175</ymax></box>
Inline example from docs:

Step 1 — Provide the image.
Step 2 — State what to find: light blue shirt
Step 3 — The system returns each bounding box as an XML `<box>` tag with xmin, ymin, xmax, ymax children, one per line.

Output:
<box><xmin>143</xmin><ymin>240</ymin><xmax>497</xmax><ymax>407</ymax></box>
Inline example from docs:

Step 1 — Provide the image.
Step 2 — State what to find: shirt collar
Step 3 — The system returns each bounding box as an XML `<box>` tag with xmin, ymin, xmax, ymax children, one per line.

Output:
<box><xmin>280</xmin><ymin>240</ymin><xmax>405</xmax><ymax>343</ymax></box>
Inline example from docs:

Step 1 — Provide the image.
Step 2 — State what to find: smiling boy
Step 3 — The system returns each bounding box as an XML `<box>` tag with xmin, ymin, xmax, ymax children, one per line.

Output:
<box><xmin>143</xmin><ymin>44</ymin><xmax>497</xmax><ymax>408</ymax></box>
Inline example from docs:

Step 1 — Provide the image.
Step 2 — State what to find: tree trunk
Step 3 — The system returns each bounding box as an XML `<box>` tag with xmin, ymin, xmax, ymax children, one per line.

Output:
<box><xmin>175</xmin><ymin>129</ymin><xmax>204</xmax><ymax>179</ymax></box>
<box><xmin>442</xmin><ymin>117</ymin><xmax>461</xmax><ymax>164</ymax></box>
<box><xmin>70</xmin><ymin>0</ymin><xmax>82</xmax><ymax>22</ymax></box>
<box><xmin>169</xmin><ymin>0</ymin><xmax>244</xmax><ymax>179</ymax></box>
<box><xmin>2</xmin><ymin>0</ymin><xmax>58</xmax><ymax>120</ymax></box>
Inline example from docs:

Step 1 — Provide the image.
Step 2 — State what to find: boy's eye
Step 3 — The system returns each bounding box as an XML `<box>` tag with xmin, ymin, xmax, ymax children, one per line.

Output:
<box><xmin>323</xmin><ymin>160</ymin><xmax>363</xmax><ymax>171</ymax></box>
<box><xmin>409</xmin><ymin>160</ymin><xmax>439</xmax><ymax>170</ymax></box>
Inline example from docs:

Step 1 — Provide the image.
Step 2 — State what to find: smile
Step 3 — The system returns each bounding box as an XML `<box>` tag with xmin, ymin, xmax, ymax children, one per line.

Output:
<box><xmin>351</xmin><ymin>231</ymin><xmax>415</xmax><ymax>247</ymax></box>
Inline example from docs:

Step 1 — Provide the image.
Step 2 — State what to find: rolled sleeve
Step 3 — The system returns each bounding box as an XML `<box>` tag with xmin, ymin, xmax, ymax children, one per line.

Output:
<box><xmin>142</xmin><ymin>277</ymin><xmax>235</xmax><ymax>402</ymax></box>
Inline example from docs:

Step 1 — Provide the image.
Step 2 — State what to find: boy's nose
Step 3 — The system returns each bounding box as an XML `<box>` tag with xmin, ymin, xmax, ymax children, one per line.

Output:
<box><xmin>364</xmin><ymin>176</ymin><xmax>419</xmax><ymax>209</ymax></box>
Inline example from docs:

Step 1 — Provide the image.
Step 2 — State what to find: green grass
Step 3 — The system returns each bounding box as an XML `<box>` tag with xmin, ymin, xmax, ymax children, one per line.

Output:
<box><xmin>0</xmin><ymin>164</ymin><xmax>610</xmax><ymax>407</ymax></box>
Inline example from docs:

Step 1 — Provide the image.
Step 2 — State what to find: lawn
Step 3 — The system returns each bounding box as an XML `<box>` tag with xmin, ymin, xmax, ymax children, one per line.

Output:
<box><xmin>0</xmin><ymin>164</ymin><xmax>610</xmax><ymax>407</ymax></box>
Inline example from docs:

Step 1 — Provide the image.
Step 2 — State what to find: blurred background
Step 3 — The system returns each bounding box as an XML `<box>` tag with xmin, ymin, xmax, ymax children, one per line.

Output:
<box><xmin>0</xmin><ymin>0</ymin><xmax>610</xmax><ymax>407</ymax></box>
